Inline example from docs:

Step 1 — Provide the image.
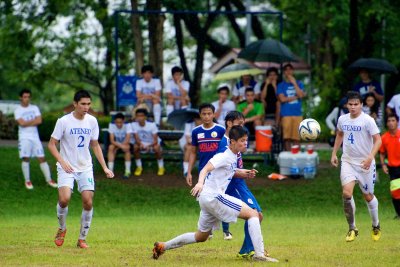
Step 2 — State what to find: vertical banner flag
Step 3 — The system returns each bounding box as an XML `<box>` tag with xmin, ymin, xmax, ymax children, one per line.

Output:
<box><xmin>117</xmin><ymin>75</ymin><xmax>138</xmax><ymax>107</ymax></box>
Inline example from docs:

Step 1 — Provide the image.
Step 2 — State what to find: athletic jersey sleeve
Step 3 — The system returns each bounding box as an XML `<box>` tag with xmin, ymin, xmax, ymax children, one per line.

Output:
<box><xmin>182</xmin><ymin>80</ymin><xmax>190</xmax><ymax>91</ymax></box>
<box><xmin>366</xmin><ymin>115</ymin><xmax>380</xmax><ymax>136</ymax></box>
<box><xmin>126</xmin><ymin>123</ymin><xmax>133</xmax><ymax>134</ymax></box>
<box><xmin>131</xmin><ymin>123</ymin><xmax>138</xmax><ymax>134</ymax></box>
<box><xmin>155</xmin><ymin>79</ymin><xmax>162</xmax><ymax>91</ymax></box>
<box><xmin>254</xmin><ymin>82</ymin><xmax>261</xmax><ymax>94</ymax></box>
<box><xmin>184</xmin><ymin>122</ymin><xmax>192</xmax><ymax>137</ymax></box>
<box><xmin>91</xmin><ymin>119</ymin><xmax>99</xmax><ymax>141</ymax></box>
<box><xmin>191</xmin><ymin>129</ymin><xmax>198</xmax><ymax>146</ymax></box>
<box><xmin>151</xmin><ymin>123</ymin><xmax>158</xmax><ymax>134</ymax></box>
<box><xmin>165</xmin><ymin>80</ymin><xmax>172</xmax><ymax>93</ymax></box>
<box><xmin>255</xmin><ymin>102</ymin><xmax>264</xmax><ymax>115</ymax></box>
<box><xmin>51</xmin><ymin>118</ymin><xmax>64</xmax><ymax>141</ymax></box>
<box><xmin>387</xmin><ymin>95</ymin><xmax>396</xmax><ymax>109</ymax></box>
<box><xmin>14</xmin><ymin>108</ymin><xmax>21</xmax><ymax>120</ymax></box>
<box><xmin>135</xmin><ymin>79</ymin><xmax>142</xmax><ymax>93</ymax></box>
<box><xmin>227</xmin><ymin>101</ymin><xmax>236</xmax><ymax>112</ymax></box>
<box><xmin>232</xmin><ymin>86</ymin><xmax>240</xmax><ymax>97</ymax></box>
<box><xmin>209</xmin><ymin>152</ymin><xmax>226</xmax><ymax>169</ymax></box>
<box><xmin>33</xmin><ymin>105</ymin><xmax>41</xmax><ymax>117</ymax></box>
<box><xmin>336</xmin><ymin>116</ymin><xmax>344</xmax><ymax>132</ymax></box>
<box><xmin>108</xmin><ymin>123</ymin><xmax>116</xmax><ymax>134</ymax></box>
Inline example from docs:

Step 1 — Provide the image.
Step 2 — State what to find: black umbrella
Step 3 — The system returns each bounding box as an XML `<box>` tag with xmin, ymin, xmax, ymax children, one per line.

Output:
<box><xmin>348</xmin><ymin>58</ymin><xmax>398</xmax><ymax>74</ymax></box>
<box><xmin>167</xmin><ymin>109</ymin><xmax>199</xmax><ymax>130</ymax></box>
<box><xmin>238</xmin><ymin>38</ymin><xmax>298</xmax><ymax>63</ymax></box>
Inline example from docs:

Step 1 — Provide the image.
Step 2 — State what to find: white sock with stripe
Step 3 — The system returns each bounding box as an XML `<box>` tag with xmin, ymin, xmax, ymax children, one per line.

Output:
<box><xmin>165</xmin><ymin>232</ymin><xmax>196</xmax><ymax>250</ymax></box>
<box><xmin>247</xmin><ymin>216</ymin><xmax>265</xmax><ymax>257</ymax></box>
<box><xmin>79</xmin><ymin>208</ymin><xmax>93</xmax><ymax>240</ymax></box>
<box><xmin>22</xmin><ymin>161</ymin><xmax>30</xmax><ymax>182</ymax></box>
<box><xmin>40</xmin><ymin>162</ymin><xmax>52</xmax><ymax>182</ymax></box>
<box><xmin>367</xmin><ymin>196</ymin><xmax>379</xmax><ymax>227</ymax></box>
<box><xmin>57</xmin><ymin>203</ymin><xmax>68</xmax><ymax>231</ymax></box>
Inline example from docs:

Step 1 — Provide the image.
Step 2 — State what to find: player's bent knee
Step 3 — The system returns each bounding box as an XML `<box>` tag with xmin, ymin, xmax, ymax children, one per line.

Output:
<box><xmin>195</xmin><ymin>231</ymin><xmax>210</xmax><ymax>242</ymax></box>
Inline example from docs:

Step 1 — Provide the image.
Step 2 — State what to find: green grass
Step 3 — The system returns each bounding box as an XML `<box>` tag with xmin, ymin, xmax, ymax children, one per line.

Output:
<box><xmin>0</xmin><ymin>147</ymin><xmax>399</xmax><ymax>266</ymax></box>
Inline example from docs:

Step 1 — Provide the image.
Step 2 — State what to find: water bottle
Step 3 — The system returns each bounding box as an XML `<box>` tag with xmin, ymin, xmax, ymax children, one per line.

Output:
<box><xmin>290</xmin><ymin>156</ymin><xmax>300</xmax><ymax>179</ymax></box>
<box><xmin>303</xmin><ymin>155</ymin><xmax>316</xmax><ymax>179</ymax></box>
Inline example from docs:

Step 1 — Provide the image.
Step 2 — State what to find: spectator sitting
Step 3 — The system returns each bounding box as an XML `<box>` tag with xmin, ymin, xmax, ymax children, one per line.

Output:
<box><xmin>352</xmin><ymin>69</ymin><xmax>383</xmax><ymax>102</ymax></box>
<box><xmin>165</xmin><ymin>66</ymin><xmax>190</xmax><ymax>116</ymax></box>
<box><xmin>326</xmin><ymin>96</ymin><xmax>349</xmax><ymax>147</ymax></box>
<box><xmin>363</xmin><ymin>92</ymin><xmax>383</xmax><ymax>128</ymax></box>
<box><xmin>131</xmin><ymin>108</ymin><xmax>164</xmax><ymax>176</ymax></box>
<box><xmin>232</xmin><ymin>74</ymin><xmax>260</xmax><ymax>103</ymax></box>
<box><xmin>135</xmin><ymin>65</ymin><xmax>162</xmax><ymax>125</ymax></box>
<box><xmin>260</xmin><ymin>67</ymin><xmax>280</xmax><ymax>126</ymax></box>
<box><xmin>277</xmin><ymin>63</ymin><xmax>306</xmax><ymax>151</ymax></box>
<box><xmin>212</xmin><ymin>84</ymin><xmax>236</xmax><ymax>126</ymax></box>
<box><xmin>107</xmin><ymin>113</ymin><xmax>131</xmax><ymax>179</ymax></box>
<box><xmin>179</xmin><ymin>114</ymin><xmax>202</xmax><ymax>177</ymax></box>
<box><xmin>236</xmin><ymin>88</ymin><xmax>264</xmax><ymax>135</ymax></box>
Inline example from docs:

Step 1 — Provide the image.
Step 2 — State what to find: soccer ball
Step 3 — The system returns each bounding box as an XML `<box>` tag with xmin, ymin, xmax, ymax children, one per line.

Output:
<box><xmin>298</xmin><ymin>118</ymin><xmax>321</xmax><ymax>141</ymax></box>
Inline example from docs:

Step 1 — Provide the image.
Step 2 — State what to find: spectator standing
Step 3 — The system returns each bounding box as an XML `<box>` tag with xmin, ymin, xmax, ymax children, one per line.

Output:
<box><xmin>362</xmin><ymin>93</ymin><xmax>383</xmax><ymax>128</ymax></box>
<box><xmin>212</xmin><ymin>84</ymin><xmax>236</xmax><ymax>126</ymax></box>
<box><xmin>277</xmin><ymin>63</ymin><xmax>306</xmax><ymax>151</ymax></box>
<box><xmin>260</xmin><ymin>67</ymin><xmax>280</xmax><ymax>126</ymax></box>
<box><xmin>379</xmin><ymin>114</ymin><xmax>400</xmax><ymax>219</ymax></box>
<box><xmin>165</xmin><ymin>66</ymin><xmax>190</xmax><ymax>116</ymax></box>
<box><xmin>131</xmin><ymin>109</ymin><xmax>164</xmax><ymax>176</ymax></box>
<box><xmin>236</xmin><ymin>88</ymin><xmax>264</xmax><ymax>135</ymax></box>
<box><xmin>14</xmin><ymin>89</ymin><xmax>57</xmax><ymax>190</ymax></box>
<box><xmin>135</xmin><ymin>65</ymin><xmax>162</xmax><ymax>125</ymax></box>
<box><xmin>232</xmin><ymin>75</ymin><xmax>260</xmax><ymax>103</ymax></box>
<box><xmin>107</xmin><ymin>113</ymin><xmax>132</xmax><ymax>179</ymax></box>
<box><xmin>352</xmin><ymin>69</ymin><xmax>383</xmax><ymax>102</ymax></box>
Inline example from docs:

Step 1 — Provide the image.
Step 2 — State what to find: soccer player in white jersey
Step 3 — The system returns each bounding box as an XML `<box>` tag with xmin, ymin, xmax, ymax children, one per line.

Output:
<box><xmin>48</xmin><ymin>90</ymin><xmax>114</xmax><ymax>249</ymax></box>
<box><xmin>331</xmin><ymin>91</ymin><xmax>382</xmax><ymax>242</ymax></box>
<box><xmin>107</xmin><ymin>112</ymin><xmax>131</xmax><ymax>179</ymax></box>
<box><xmin>131</xmin><ymin>108</ymin><xmax>165</xmax><ymax>176</ymax></box>
<box><xmin>152</xmin><ymin>126</ymin><xmax>278</xmax><ymax>262</ymax></box>
<box><xmin>14</xmin><ymin>89</ymin><xmax>57</xmax><ymax>190</ymax></box>
<box><xmin>165</xmin><ymin>66</ymin><xmax>190</xmax><ymax>116</ymax></box>
<box><xmin>135</xmin><ymin>65</ymin><xmax>162</xmax><ymax>125</ymax></box>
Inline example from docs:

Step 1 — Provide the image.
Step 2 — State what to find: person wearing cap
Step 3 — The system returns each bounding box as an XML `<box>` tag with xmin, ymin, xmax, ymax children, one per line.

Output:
<box><xmin>212</xmin><ymin>84</ymin><xmax>236</xmax><ymax>126</ymax></box>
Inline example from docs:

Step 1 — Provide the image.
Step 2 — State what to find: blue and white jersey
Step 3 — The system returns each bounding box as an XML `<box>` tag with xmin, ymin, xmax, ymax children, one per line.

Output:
<box><xmin>218</xmin><ymin>135</ymin><xmax>245</xmax><ymax>187</ymax></box>
<box><xmin>337</xmin><ymin>112</ymin><xmax>380</xmax><ymax>165</ymax></box>
<box><xmin>202</xmin><ymin>148</ymin><xmax>238</xmax><ymax>195</ymax></box>
<box><xmin>191</xmin><ymin>123</ymin><xmax>225</xmax><ymax>172</ymax></box>
<box><xmin>108</xmin><ymin>123</ymin><xmax>130</xmax><ymax>143</ymax></box>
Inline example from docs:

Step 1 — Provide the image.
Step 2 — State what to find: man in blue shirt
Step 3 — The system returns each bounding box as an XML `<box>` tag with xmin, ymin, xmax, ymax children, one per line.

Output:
<box><xmin>186</xmin><ymin>103</ymin><xmax>226</xmax><ymax>187</ymax></box>
<box><xmin>277</xmin><ymin>63</ymin><xmax>306</xmax><ymax>151</ymax></box>
<box><xmin>353</xmin><ymin>69</ymin><xmax>383</xmax><ymax>103</ymax></box>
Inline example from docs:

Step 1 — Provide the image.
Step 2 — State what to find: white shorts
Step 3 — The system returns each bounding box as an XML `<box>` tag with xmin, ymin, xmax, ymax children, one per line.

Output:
<box><xmin>57</xmin><ymin>167</ymin><xmax>95</xmax><ymax>193</ymax></box>
<box><xmin>197</xmin><ymin>193</ymin><xmax>243</xmax><ymax>232</ymax></box>
<box><xmin>340</xmin><ymin>161</ymin><xmax>376</xmax><ymax>194</ymax></box>
<box><xmin>179</xmin><ymin>137</ymin><xmax>186</xmax><ymax>151</ymax></box>
<box><xmin>18</xmin><ymin>138</ymin><xmax>45</xmax><ymax>158</ymax></box>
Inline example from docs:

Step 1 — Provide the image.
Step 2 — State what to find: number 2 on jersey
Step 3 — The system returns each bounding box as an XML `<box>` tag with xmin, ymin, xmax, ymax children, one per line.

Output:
<box><xmin>347</xmin><ymin>132</ymin><xmax>355</xmax><ymax>144</ymax></box>
<box><xmin>78</xmin><ymin>135</ymin><xmax>85</xmax><ymax>147</ymax></box>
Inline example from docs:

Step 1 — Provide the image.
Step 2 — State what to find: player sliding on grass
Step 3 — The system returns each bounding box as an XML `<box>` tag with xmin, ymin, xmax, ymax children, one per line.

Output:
<box><xmin>331</xmin><ymin>91</ymin><xmax>382</xmax><ymax>242</ymax></box>
<box><xmin>153</xmin><ymin>126</ymin><xmax>278</xmax><ymax>262</ymax></box>
<box><xmin>48</xmin><ymin>90</ymin><xmax>114</xmax><ymax>248</ymax></box>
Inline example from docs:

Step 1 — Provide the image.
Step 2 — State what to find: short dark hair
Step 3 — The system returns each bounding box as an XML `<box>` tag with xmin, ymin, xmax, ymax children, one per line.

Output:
<box><xmin>387</xmin><ymin>113</ymin><xmax>399</xmax><ymax>122</ymax></box>
<box><xmin>225</xmin><ymin>111</ymin><xmax>245</xmax><ymax>128</ymax></box>
<box><xmin>346</xmin><ymin>91</ymin><xmax>363</xmax><ymax>103</ymax></box>
<box><xmin>114</xmin><ymin>112</ymin><xmax>125</xmax><ymax>120</ymax></box>
<box><xmin>266</xmin><ymin>67</ymin><xmax>278</xmax><ymax>76</ymax></box>
<box><xmin>199</xmin><ymin>103</ymin><xmax>215</xmax><ymax>113</ymax></box>
<box><xmin>135</xmin><ymin>108</ymin><xmax>148</xmax><ymax>116</ymax></box>
<box><xmin>141</xmin><ymin>65</ymin><xmax>154</xmax><ymax>74</ymax></box>
<box><xmin>74</xmin><ymin>90</ymin><xmax>91</xmax><ymax>102</ymax></box>
<box><xmin>171</xmin><ymin>66</ymin><xmax>183</xmax><ymax>75</ymax></box>
<box><xmin>19</xmin><ymin>89</ymin><xmax>31</xmax><ymax>97</ymax></box>
<box><xmin>245</xmin><ymin>87</ymin><xmax>255</xmax><ymax>94</ymax></box>
<box><xmin>229</xmin><ymin>125</ymin><xmax>247</xmax><ymax>141</ymax></box>
<box><xmin>283</xmin><ymin>63</ymin><xmax>294</xmax><ymax>70</ymax></box>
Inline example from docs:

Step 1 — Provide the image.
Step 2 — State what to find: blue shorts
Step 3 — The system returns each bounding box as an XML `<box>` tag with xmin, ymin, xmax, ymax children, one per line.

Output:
<box><xmin>225</xmin><ymin>179</ymin><xmax>262</xmax><ymax>212</ymax></box>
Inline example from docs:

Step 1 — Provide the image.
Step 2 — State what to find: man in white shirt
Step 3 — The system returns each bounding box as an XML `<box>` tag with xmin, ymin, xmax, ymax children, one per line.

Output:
<box><xmin>152</xmin><ymin>126</ymin><xmax>277</xmax><ymax>262</ymax></box>
<box><xmin>331</xmin><ymin>91</ymin><xmax>382</xmax><ymax>242</ymax></box>
<box><xmin>212</xmin><ymin>84</ymin><xmax>236</xmax><ymax>126</ymax></box>
<box><xmin>107</xmin><ymin>112</ymin><xmax>131</xmax><ymax>179</ymax></box>
<box><xmin>48</xmin><ymin>90</ymin><xmax>114</xmax><ymax>249</ymax></box>
<box><xmin>386</xmin><ymin>94</ymin><xmax>400</xmax><ymax>129</ymax></box>
<box><xmin>165</xmin><ymin>66</ymin><xmax>190</xmax><ymax>116</ymax></box>
<box><xmin>131</xmin><ymin>108</ymin><xmax>165</xmax><ymax>176</ymax></box>
<box><xmin>232</xmin><ymin>75</ymin><xmax>260</xmax><ymax>103</ymax></box>
<box><xmin>135</xmin><ymin>65</ymin><xmax>162</xmax><ymax>125</ymax></box>
<box><xmin>14</xmin><ymin>89</ymin><xmax>57</xmax><ymax>190</ymax></box>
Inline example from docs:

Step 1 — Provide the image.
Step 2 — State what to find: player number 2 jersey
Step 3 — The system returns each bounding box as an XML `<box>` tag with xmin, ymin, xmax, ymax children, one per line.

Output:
<box><xmin>337</xmin><ymin>112</ymin><xmax>380</xmax><ymax>165</ymax></box>
<box><xmin>51</xmin><ymin>113</ymin><xmax>99</xmax><ymax>172</ymax></box>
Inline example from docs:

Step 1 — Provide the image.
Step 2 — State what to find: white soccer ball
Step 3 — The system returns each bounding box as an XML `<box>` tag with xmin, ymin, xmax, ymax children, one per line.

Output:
<box><xmin>298</xmin><ymin>118</ymin><xmax>321</xmax><ymax>141</ymax></box>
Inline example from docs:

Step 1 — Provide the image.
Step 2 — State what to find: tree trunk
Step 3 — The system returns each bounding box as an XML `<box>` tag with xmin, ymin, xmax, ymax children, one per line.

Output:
<box><xmin>130</xmin><ymin>0</ymin><xmax>144</xmax><ymax>75</ymax></box>
<box><xmin>146</xmin><ymin>0</ymin><xmax>164</xmax><ymax>81</ymax></box>
<box><xmin>348</xmin><ymin>0</ymin><xmax>360</xmax><ymax>64</ymax></box>
<box><xmin>173</xmin><ymin>14</ymin><xmax>191</xmax><ymax>83</ymax></box>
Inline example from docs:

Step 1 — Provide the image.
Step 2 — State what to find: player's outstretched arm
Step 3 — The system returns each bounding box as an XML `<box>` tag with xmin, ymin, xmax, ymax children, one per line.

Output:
<box><xmin>234</xmin><ymin>169</ymin><xmax>258</xmax><ymax>179</ymax></box>
<box><xmin>48</xmin><ymin>137</ymin><xmax>74</xmax><ymax>173</ymax></box>
<box><xmin>91</xmin><ymin>140</ymin><xmax>114</xmax><ymax>179</ymax></box>
<box><xmin>331</xmin><ymin>131</ymin><xmax>344</xmax><ymax>167</ymax></box>
<box><xmin>191</xmin><ymin>162</ymin><xmax>214</xmax><ymax>197</ymax></box>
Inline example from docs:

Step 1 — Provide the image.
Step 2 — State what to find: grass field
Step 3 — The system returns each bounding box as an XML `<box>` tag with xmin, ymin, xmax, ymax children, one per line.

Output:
<box><xmin>0</xmin><ymin>146</ymin><xmax>399</xmax><ymax>266</ymax></box>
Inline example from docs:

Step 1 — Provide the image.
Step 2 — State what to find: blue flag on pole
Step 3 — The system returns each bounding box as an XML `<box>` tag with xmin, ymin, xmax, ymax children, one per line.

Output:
<box><xmin>116</xmin><ymin>75</ymin><xmax>138</xmax><ymax>108</ymax></box>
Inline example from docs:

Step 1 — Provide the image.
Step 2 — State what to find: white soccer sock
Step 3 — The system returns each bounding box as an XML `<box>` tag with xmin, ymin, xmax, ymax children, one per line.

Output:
<box><xmin>166</xmin><ymin>105</ymin><xmax>174</xmax><ymax>116</ymax></box>
<box><xmin>135</xmin><ymin>159</ymin><xmax>142</xmax><ymax>168</ymax></box>
<box><xmin>157</xmin><ymin>159</ymin><xmax>164</xmax><ymax>168</ymax></box>
<box><xmin>183</xmin><ymin>162</ymin><xmax>189</xmax><ymax>173</ymax></box>
<box><xmin>108</xmin><ymin>162</ymin><xmax>114</xmax><ymax>172</ymax></box>
<box><xmin>165</xmin><ymin>232</ymin><xmax>196</xmax><ymax>250</ymax></box>
<box><xmin>366</xmin><ymin>196</ymin><xmax>379</xmax><ymax>227</ymax></box>
<box><xmin>21</xmin><ymin>162</ymin><xmax>30</xmax><ymax>182</ymax></box>
<box><xmin>125</xmin><ymin>161</ymin><xmax>131</xmax><ymax>173</ymax></box>
<box><xmin>79</xmin><ymin>208</ymin><xmax>93</xmax><ymax>240</ymax></box>
<box><xmin>247</xmin><ymin>216</ymin><xmax>265</xmax><ymax>257</ymax></box>
<box><xmin>40</xmin><ymin>162</ymin><xmax>52</xmax><ymax>182</ymax></box>
<box><xmin>153</xmin><ymin>104</ymin><xmax>161</xmax><ymax>125</ymax></box>
<box><xmin>57</xmin><ymin>203</ymin><xmax>68</xmax><ymax>231</ymax></box>
<box><xmin>343</xmin><ymin>197</ymin><xmax>356</xmax><ymax>229</ymax></box>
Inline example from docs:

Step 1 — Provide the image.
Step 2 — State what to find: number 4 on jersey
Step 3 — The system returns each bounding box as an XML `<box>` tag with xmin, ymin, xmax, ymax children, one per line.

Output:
<box><xmin>347</xmin><ymin>132</ymin><xmax>355</xmax><ymax>144</ymax></box>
